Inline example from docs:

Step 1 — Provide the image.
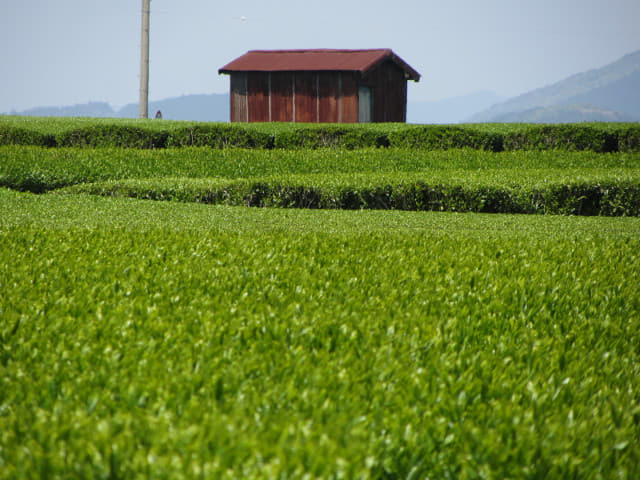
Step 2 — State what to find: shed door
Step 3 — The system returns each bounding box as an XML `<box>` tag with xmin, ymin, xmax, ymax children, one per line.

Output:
<box><xmin>358</xmin><ymin>86</ymin><xmax>373</xmax><ymax>123</ymax></box>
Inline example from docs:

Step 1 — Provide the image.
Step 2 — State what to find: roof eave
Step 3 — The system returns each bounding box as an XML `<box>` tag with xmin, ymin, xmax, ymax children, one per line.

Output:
<box><xmin>218</xmin><ymin>49</ymin><xmax>421</xmax><ymax>81</ymax></box>
<box><xmin>363</xmin><ymin>52</ymin><xmax>420</xmax><ymax>82</ymax></box>
<box><xmin>219</xmin><ymin>67</ymin><xmax>421</xmax><ymax>81</ymax></box>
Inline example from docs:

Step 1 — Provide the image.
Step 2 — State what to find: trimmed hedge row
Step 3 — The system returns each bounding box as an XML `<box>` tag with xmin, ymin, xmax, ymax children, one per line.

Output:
<box><xmin>166</xmin><ymin>124</ymin><xmax>274</xmax><ymax>148</ymax></box>
<box><xmin>271</xmin><ymin>125</ymin><xmax>391</xmax><ymax>149</ymax></box>
<box><xmin>387</xmin><ymin>126</ymin><xmax>504</xmax><ymax>151</ymax></box>
<box><xmin>6</xmin><ymin>146</ymin><xmax>637</xmax><ymax>195</ymax></box>
<box><xmin>0</xmin><ymin>123</ymin><xmax>265</xmax><ymax>150</ymax></box>
<box><xmin>0</xmin><ymin>126</ymin><xmax>57</xmax><ymax>148</ymax></box>
<box><xmin>1</xmin><ymin>120</ymin><xmax>639</xmax><ymax>151</ymax></box>
<box><xmin>502</xmin><ymin>125</ymin><xmax>617</xmax><ymax>153</ymax></box>
<box><xmin>60</xmin><ymin>176</ymin><xmax>640</xmax><ymax>216</ymax></box>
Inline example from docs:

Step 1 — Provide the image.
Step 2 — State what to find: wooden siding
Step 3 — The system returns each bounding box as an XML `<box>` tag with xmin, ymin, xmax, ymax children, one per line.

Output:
<box><xmin>318</xmin><ymin>72</ymin><xmax>339</xmax><ymax>123</ymax></box>
<box><xmin>294</xmin><ymin>72</ymin><xmax>317</xmax><ymax>123</ymax></box>
<box><xmin>228</xmin><ymin>67</ymin><xmax>406</xmax><ymax>123</ymax></box>
<box><xmin>269</xmin><ymin>72</ymin><xmax>293</xmax><ymax>122</ymax></box>
<box><xmin>361</xmin><ymin>60</ymin><xmax>407</xmax><ymax>122</ymax></box>
<box><xmin>341</xmin><ymin>73</ymin><xmax>358</xmax><ymax>123</ymax></box>
<box><xmin>247</xmin><ymin>73</ymin><xmax>269</xmax><ymax>122</ymax></box>
<box><xmin>230</xmin><ymin>72</ymin><xmax>248</xmax><ymax>122</ymax></box>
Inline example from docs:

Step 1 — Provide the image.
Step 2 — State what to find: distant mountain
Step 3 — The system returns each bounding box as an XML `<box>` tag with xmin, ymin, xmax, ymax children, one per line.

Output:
<box><xmin>468</xmin><ymin>50</ymin><xmax>640</xmax><ymax>123</ymax></box>
<box><xmin>10</xmin><ymin>51</ymin><xmax>639</xmax><ymax>126</ymax></box>
<box><xmin>491</xmin><ymin>104</ymin><xmax>637</xmax><ymax>123</ymax></box>
<box><xmin>407</xmin><ymin>91</ymin><xmax>505</xmax><ymax>124</ymax></box>
<box><xmin>4</xmin><ymin>94</ymin><xmax>230</xmax><ymax>121</ymax></box>
<box><xmin>9</xmin><ymin>101</ymin><xmax>117</xmax><ymax>118</ymax></box>
<box><xmin>117</xmin><ymin>94</ymin><xmax>229</xmax><ymax>121</ymax></box>
<box><xmin>564</xmin><ymin>69</ymin><xmax>640</xmax><ymax>117</ymax></box>
<box><xmin>6</xmin><ymin>91</ymin><xmax>500</xmax><ymax>124</ymax></box>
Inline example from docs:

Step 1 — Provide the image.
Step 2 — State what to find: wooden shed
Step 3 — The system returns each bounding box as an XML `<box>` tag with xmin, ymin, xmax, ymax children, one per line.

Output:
<box><xmin>218</xmin><ymin>49</ymin><xmax>420</xmax><ymax>123</ymax></box>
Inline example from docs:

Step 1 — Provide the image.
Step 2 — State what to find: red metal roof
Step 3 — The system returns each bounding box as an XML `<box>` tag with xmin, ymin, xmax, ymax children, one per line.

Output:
<box><xmin>218</xmin><ymin>49</ymin><xmax>420</xmax><ymax>82</ymax></box>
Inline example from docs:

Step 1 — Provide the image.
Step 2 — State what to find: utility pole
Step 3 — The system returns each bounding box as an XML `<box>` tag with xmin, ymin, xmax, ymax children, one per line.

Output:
<box><xmin>139</xmin><ymin>0</ymin><xmax>150</xmax><ymax>119</ymax></box>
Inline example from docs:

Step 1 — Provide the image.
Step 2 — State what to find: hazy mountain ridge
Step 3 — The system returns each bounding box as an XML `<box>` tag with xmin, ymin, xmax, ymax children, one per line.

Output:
<box><xmin>468</xmin><ymin>50</ymin><xmax>640</xmax><ymax>123</ymax></box>
<box><xmin>563</xmin><ymin>69</ymin><xmax>640</xmax><ymax>117</ymax></box>
<box><xmin>6</xmin><ymin>94</ymin><xmax>229</xmax><ymax>122</ymax></box>
<box><xmin>5</xmin><ymin>50</ymin><xmax>639</xmax><ymax>124</ymax></box>
<box><xmin>407</xmin><ymin>91</ymin><xmax>505</xmax><ymax>124</ymax></box>
<box><xmin>117</xmin><ymin>94</ymin><xmax>228</xmax><ymax>122</ymax></box>
<box><xmin>491</xmin><ymin>104</ymin><xmax>637</xmax><ymax>123</ymax></box>
<box><xmin>6</xmin><ymin>92</ymin><xmax>500</xmax><ymax>124</ymax></box>
<box><xmin>9</xmin><ymin>102</ymin><xmax>117</xmax><ymax>118</ymax></box>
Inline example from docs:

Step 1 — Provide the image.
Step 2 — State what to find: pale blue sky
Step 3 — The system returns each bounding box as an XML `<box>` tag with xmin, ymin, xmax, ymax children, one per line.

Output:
<box><xmin>1</xmin><ymin>0</ymin><xmax>639</xmax><ymax>112</ymax></box>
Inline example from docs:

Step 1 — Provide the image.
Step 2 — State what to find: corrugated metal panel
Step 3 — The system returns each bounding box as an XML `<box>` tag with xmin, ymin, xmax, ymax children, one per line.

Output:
<box><xmin>219</xmin><ymin>49</ymin><xmax>420</xmax><ymax>82</ymax></box>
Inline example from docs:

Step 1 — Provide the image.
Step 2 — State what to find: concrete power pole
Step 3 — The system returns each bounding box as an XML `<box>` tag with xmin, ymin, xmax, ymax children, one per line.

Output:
<box><xmin>139</xmin><ymin>0</ymin><xmax>150</xmax><ymax>119</ymax></box>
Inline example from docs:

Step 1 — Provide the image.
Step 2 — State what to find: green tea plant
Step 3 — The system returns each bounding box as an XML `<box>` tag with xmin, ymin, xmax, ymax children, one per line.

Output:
<box><xmin>2</xmin><ymin>116</ymin><xmax>639</xmax><ymax>151</ymax></box>
<box><xmin>56</xmin><ymin>169</ymin><xmax>640</xmax><ymax>215</ymax></box>
<box><xmin>1</xmin><ymin>189</ymin><xmax>639</xmax><ymax>479</ymax></box>
<box><xmin>2</xmin><ymin>145</ymin><xmax>639</xmax><ymax>189</ymax></box>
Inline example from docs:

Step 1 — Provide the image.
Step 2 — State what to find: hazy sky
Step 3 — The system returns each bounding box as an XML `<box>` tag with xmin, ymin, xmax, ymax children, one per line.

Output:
<box><xmin>1</xmin><ymin>0</ymin><xmax>639</xmax><ymax>112</ymax></box>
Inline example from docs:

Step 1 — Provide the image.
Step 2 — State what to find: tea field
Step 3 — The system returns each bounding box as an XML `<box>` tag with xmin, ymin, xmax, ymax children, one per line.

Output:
<box><xmin>2</xmin><ymin>146</ymin><xmax>640</xmax><ymax>215</ymax></box>
<box><xmin>1</xmin><ymin>188</ymin><xmax>640</xmax><ymax>479</ymax></box>
<box><xmin>1</xmin><ymin>118</ymin><xmax>640</xmax><ymax>479</ymax></box>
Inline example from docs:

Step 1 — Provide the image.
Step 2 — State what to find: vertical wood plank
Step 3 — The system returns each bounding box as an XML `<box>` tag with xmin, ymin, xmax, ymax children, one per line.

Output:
<box><xmin>247</xmin><ymin>73</ymin><xmax>270</xmax><ymax>122</ymax></box>
<box><xmin>341</xmin><ymin>72</ymin><xmax>359</xmax><ymax>123</ymax></box>
<box><xmin>268</xmin><ymin>73</ymin><xmax>272</xmax><ymax>122</ymax></box>
<box><xmin>318</xmin><ymin>72</ymin><xmax>338</xmax><ymax>122</ymax></box>
<box><xmin>230</xmin><ymin>72</ymin><xmax>248</xmax><ymax>122</ymax></box>
<box><xmin>271</xmin><ymin>72</ymin><xmax>294</xmax><ymax>121</ymax></box>
<box><xmin>294</xmin><ymin>72</ymin><xmax>317</xmax><ymax>123</ymax></box>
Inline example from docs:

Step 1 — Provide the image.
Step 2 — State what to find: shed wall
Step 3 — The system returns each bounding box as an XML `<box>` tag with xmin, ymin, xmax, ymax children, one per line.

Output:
<box><xmin>295</xmin><ymin>72</ymin><xmax>317</xmax><ymax>123</ymax></box>
<box><xmin>229</xmin><ymin>68</ymin><xmax>407</xmax><ymax>123</ymax></box>
<box><xmin>317</xmin><ymin>72</ymin><xmax>339</xmax><ymax>123</ymax></box>
<box><xmin>247</xmin><ymin>73</ymin><xmax>269</xmax><ymax>122</ymax></box>
<box><xmin>230</xmin><ymin>73</ymin><xmax>248</xmax><ymax>122</ymax></box>
<box><xmin>270</xmin><ymin>72</ymin><xmax>293</xmax><ymax>122</ymax></box>
<box><xmin>340</xmin><ymin>73</ymin><xmax>359</xmax><ymax>123</ymax></box>
<box><xmin>361</xmin><ymin>60</ymin><xmax>408</xmax><ymax>122</ymax></box>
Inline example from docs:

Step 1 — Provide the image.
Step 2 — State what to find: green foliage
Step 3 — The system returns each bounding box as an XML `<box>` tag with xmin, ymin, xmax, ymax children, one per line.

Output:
<box><xmin>7</xmin><ymin>187</ymin><xmax>640</xmax><ymax>234</ymax></box>
<box><xmin>2</xmin><ymin>115</ymin><xmax>639</xmax><ymax>476</ymax></box>
<box><xmin>2</xmin><ymin>144</ymin><xmax>638</xmax><ymax>215</ymax></box>
<box><xmin>0</xmin><ymin>124</ymin><xmax>55</xmax><ymax>147</ymax></box>
<box><xmin>387</xmin><ymin>125</ymin><xmax>504</xmax><ymax>151</ymax></box>
<box><xmin>1</xmin><ymin>189</ymin><xmax>640</xmax><ymax>479</ymax></box>
<box><xmin>615</xmin><ymin>125</ymin><xmax>640</xmax><ymax>152</ymax></box>
<box><xmin>2</xmin><ymin>113</ymin><xmax>640</xmax><ymax>478</ymax></box>
<box><xmin>2</xmin><ymin>116</ymin><xmax>639</xmax><ymax>151</ymax></box>
<box><xmin>55</xmin><ymin>124</ymin><xmax>169</xmax><ymax>149</ymax></box>
<box><xmin>502</xmin><ymin>124</ymin><xmax>619</xmax><ymax>152</ymax></box>
<box><xmin>0</xmin><ymin>116</ymin><xmax>173</xmax><ymax>147</ymax></box>
<box><xmin>272</xmin><ymin>124</ymin><xmax>391</xmax><ymax>149</ymax></box>
<box><xmin>58</xmin><ymin>171</ymin><xmax>640</xmax><ymax>216</ymax></box>
<box><xmin>2</xmin><ymin>145</ymin><xmax>638</xmax><ymax>189</ymax></box>
<box><xmin>166</xmin><ymin>124</ymin><xmax>274</xmax><ymax>148</ymax></box>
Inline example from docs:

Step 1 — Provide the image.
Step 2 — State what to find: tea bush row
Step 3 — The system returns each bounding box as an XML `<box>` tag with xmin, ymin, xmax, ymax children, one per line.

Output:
<box><xmin>6</xmin><ymin>187</ymin><xmax>640</xmax><ymax>235</ymax></box>
<box><xmin>2</xmin><ymin>145</ymin><xmax>638</xmax><ymax>194</ymax></box>
<box><xmin>1</xmin><ymin>117</ymin><xmax>639</xmax><ymax>151</ymax></box>
<box><xmin>2</xmin><ymin>190</ymin><xmax>640</xmax><ymax>479</ymax></box>
<box><xmin>60</xmin><ymin>170</ymin><xmax>640</xmax><ymax>216</ymax></box>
